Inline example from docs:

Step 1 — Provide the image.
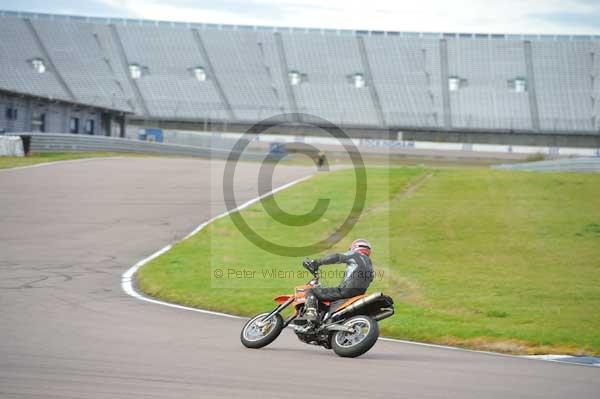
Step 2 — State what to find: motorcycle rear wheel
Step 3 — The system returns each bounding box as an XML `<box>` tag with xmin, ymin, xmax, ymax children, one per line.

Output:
<box><xmin>332</xmin><ymin>315</ymin><xmax>379</xmax><ymax>358</ymax></box>
<box><xmin>240</xmin><ymin>312</ymin><xmax>284</xmax><ymax>349</ymax></box>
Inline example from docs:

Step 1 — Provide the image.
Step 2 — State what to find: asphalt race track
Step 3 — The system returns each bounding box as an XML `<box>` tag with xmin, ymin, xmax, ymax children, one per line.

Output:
<box><xmin>0</xmin><ymin>157</ymin><xmax>598</xmax><ymax>399</ymax></box>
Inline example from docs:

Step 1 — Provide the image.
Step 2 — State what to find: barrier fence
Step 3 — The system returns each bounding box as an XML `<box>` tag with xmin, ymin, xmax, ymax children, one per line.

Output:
<box><xmin>494</xmin><ymin>158</ymin><xmax>600</xmax><ymax>173</ymax></box>
<box><xmin>5</xmin><ymin>132</ymin><xmax>600</xmax><ymax>160</ymax></box>
<box><xmin>6</xmin><ymin>133</ymin><xmax>264</xmax><ymax>161</ymax></box>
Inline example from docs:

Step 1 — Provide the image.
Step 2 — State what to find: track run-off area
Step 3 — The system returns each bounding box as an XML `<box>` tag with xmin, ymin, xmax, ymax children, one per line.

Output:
<box><xmin>0</xmin><ymin>157</ymin><xmax>598</xmax><ymax>399</ymax></box>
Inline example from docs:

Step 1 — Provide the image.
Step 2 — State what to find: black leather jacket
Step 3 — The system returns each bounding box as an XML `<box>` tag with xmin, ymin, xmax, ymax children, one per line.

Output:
<box><xmin>314</xmin><ymin>251</ymin><xmax>374</xmax><ymax>290</ymax></box>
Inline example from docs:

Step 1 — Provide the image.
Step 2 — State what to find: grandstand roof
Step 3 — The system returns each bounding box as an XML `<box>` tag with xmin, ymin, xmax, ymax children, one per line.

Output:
<box><xmin>2</xmin><ymin>9</ymin><xmax>599</xmax><ymax>42</ymax></box>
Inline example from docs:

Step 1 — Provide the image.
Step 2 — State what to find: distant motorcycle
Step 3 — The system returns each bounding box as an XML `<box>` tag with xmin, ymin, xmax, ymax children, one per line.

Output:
<box><xmin>240</xmin><ymin>260</ymin><xmax>394</xmax><ymax>358</ymax></box>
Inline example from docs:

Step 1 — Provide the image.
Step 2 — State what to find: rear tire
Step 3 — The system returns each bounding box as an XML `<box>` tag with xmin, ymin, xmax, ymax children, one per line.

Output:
<box><xmin>332</xmin><ymin>315</ymin><xmax>379</xmax><ymax>358</ymax></box>
<box><xmin>240</xmin><ymin>312</ymin><xmax>284</xmax><ymax>349</ymax></box>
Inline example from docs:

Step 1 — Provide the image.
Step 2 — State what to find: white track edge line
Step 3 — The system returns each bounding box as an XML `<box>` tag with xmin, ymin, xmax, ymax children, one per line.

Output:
<box><xmin>0</xmin><ymin>156</ymin><xmax>126</xmax><ymax>172</ymax></box>
<box><xmin>121</xmin><ymin>174</ymin><xmax>313</xmax><ymax>319</ymax></box>
<box><xmin>120</xmin><ymin>173</ymin><xmax>595</xmax><ymax>367</ymax></box>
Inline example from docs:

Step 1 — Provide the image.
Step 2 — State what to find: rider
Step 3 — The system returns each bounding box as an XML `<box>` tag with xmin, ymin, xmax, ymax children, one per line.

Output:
<box><xmin>302</xmin><ymin>239</ymin><xmax>374</xmax><ymax>322</ymax></box>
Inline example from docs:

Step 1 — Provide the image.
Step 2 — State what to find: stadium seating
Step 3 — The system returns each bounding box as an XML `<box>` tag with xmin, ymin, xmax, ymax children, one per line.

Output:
<box><xmin>0</xmin><ymin>11</ymin><xmax>598</xmax><ymax>134</ymax></box>
<box><xmin>116</xmin><ymin>24</ymin><xmax>225</xmax><ymax>119</ymax></box>
<box><xmin>0</xmin><ymin>17</ymin><xmax>72</xmax><ymax>102</ymax></box>
<box><xmin>281</xmin><ymin>32</ymin><xmax>379</xmax><ymax>126</ymax></box>
<box><xmin>31</xmin><ymin>19</ymin><xmax>134</xmax><ymax>110</ymax></box>
<box><xmin>200</xmin><ymin>30</ymin><xmax>291</xmax><ymax>122</ymax></box>
<box><xmin>362</xmin><ymin>36</ymin><xmax>443</xmax><ymax>128</ymax></box>
<box><xmin>446</xmin><ymin>39</ymin><xmax>532</xmax><ymax>130</ymax></box>
<box><xmin>531</xmin><ymin>40</ymin><xmax>596</xmax><ymax>132</ymax></box>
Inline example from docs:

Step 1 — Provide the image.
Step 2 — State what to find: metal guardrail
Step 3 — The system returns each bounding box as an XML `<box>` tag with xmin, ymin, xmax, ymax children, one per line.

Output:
<box><xmin>494</xmin><ymin>157</ymin><xmax>600</xmax><ymax>173</ymax></box>
<box><xmin>8</xmin><ymin>133</ymin><xmax>264</xmax><ymax>161</ymax></box>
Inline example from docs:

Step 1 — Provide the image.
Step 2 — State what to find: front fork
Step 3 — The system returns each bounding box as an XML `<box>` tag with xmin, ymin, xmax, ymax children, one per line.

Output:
<box><xmin>256</xmin><ymin>297</ymin><xmax>297</xmax><ymax>328</ymax></box>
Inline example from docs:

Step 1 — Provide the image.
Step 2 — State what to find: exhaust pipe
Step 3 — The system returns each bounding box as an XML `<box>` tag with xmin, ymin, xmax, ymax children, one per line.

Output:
<box><xmin>373</xmin><ymin>308</ymin><xmax>394</xmax><ymax>321</ymax></box>
<box><xmin>325</xmin><ymin>324</ymin><xmax>355</xmax><ymax>333</ymax></box>
<box><xmin>331</xmin><ymin>292</ymin><xmax>386</xmax><ymax>320</ymax></box>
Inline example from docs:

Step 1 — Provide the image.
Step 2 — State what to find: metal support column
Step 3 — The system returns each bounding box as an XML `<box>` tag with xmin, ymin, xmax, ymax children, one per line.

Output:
<box><xmin>274</xmin><ymin>32</ymin><xmax>300</xmax><ymax>122</ymax></box>
<box><xmin>439</xmin><ymin>39</ymin><xmax>452</xmax><ymax>130</ymax></box>
<box><xmin>356</xmin><ymin>35</ymin><xmax>387</xmax><ymax>129</ymax></box>
<box><xmin>24</xmin><ymin>18</ymin><xmax>77</xmax><ymax>103</ymax></box>
<box><xmin>191</xmin><ymin>29</ymin><xmax>235</xmax><ymax>122</ymax></box>
<box><xmin>524</xmin><ymin>41</ymin><xmax>541</xmax><ymax>132</ymax></box>
<box><xmin>109</xmin><ymin>24</ymin><xmax>150</xmax><ymax>118</ymax></box>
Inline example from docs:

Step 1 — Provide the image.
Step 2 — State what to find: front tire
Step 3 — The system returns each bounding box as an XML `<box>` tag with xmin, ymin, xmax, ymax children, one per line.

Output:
<box><xmin>332</xmin><ymin>315</ymin><xmax>379</xmax><ymax>358</ymax></box>
<box><xmin>240</xmin><ymin>312</ymin><xmax>284</xmax><ymax>349</ymax></box>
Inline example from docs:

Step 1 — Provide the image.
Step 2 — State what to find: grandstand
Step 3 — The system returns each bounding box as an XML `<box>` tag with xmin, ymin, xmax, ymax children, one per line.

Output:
<box><xmin>0</xmin><ymin>10</ymin><xmax>599</xmax><ymax>146</ymax></box>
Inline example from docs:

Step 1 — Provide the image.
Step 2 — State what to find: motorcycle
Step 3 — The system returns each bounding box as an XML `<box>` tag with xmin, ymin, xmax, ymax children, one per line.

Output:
<box><xmin>240</xmin><ymin>260</ymin><xmax>394</xmax><ymax>358</ymax></box>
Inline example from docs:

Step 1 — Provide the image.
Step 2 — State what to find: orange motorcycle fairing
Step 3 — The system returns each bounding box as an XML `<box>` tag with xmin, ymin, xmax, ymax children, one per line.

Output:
<box><xmin>273</xmin><ymin>284</ymin><xmax>330</xmax><ymax>308</ymax></box>
<box><xmin>273</xmin><ymin>295</ymin><xmax>293</xmax><ymax>304</ymax></box>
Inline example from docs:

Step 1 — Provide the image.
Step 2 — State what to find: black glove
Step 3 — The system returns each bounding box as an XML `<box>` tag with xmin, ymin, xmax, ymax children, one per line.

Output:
<box><xmin>303</xmin><ymin>258</ymin><xmax>318</xmax><ymax>273</ymax></box>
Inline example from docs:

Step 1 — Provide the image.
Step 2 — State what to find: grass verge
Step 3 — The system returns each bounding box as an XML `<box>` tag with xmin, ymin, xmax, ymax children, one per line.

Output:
<box><xmin>138</xmin><ymin>166</ymin><xmax>600</xmax><ymax>355</ymax></box>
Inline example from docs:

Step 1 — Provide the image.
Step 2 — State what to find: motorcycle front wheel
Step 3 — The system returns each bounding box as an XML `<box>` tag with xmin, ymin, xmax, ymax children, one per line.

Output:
<box><xmin>331</xmin><ymin>315</ymin><xmax>379</xmax><ymax>358</ymax></box>
<box><xmin>240</xmin><ymin>312</ymin><xmax>284</xmax><ymax>349</ymax></box>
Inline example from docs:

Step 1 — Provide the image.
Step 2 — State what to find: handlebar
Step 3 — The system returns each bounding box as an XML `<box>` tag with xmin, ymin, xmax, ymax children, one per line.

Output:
<box><xmin>302</xmin><ymin>258</ymin><xmax>319</xmax><ymax>278</ymax></box>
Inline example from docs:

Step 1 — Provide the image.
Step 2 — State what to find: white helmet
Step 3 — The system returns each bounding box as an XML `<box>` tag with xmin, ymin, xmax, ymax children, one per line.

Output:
<box><xmin>349</xmin><ymin>239</ymin><xmax>371</xmax><ymax>256</ymax></box>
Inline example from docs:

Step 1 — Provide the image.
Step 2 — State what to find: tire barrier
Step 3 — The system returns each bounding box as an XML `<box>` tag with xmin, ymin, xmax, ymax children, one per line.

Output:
<box><xmin>0</xmin><ymin>135</ymin><xmax>25</xmax><ymax>156</ymax></box>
